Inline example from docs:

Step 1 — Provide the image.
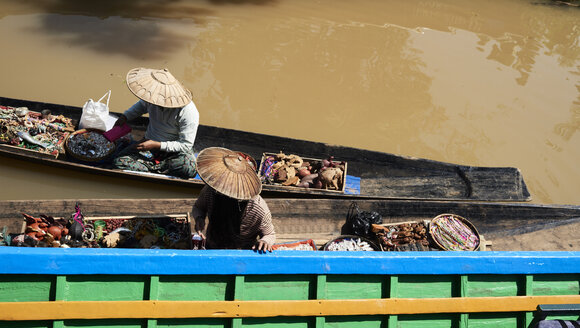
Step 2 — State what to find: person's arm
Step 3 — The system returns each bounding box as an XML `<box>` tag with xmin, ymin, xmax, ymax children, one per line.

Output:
<box><xmin>160</xmin><ymin>102</ymin><xmax>199</xmax><ymax>153</ymax></box>
<box><xmin>192</xmin><ymin>186</ymin><xmax>211</xmax><ymax>237</ymax></box>
<box><xmin>115</xmin><ymin>100</ymin><xmax>148</xmax><ymax>126</ymax></box>
<box><xmin>252</xmin><ymin>198</ymin><xmax>276</xmax><ymax>252</ymax></box>
<box><xmin>123</xmin><ymin>100</ymin><xmax>149</xmax><ymax>121</ymax></box>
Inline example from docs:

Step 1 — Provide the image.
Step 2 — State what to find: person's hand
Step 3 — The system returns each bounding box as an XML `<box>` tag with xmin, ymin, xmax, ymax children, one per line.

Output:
<box><xmin>194</xmin><ymin>217</ymin><xmax>205</xmax><ymax>237</ymax></box>
<box><xmin>114</xmin><ymin>114</ymin><xmax>127</xmax><ymax>127</ymax></box>
<box><xmin>135</xmin><ymin>139</ymin><xmax>161</xmax><ymax>151</ymax></box>
<box><xmin>252</xmin><ymin>240</ymin><xmax>273</xmax><ymax>253</ymax></box>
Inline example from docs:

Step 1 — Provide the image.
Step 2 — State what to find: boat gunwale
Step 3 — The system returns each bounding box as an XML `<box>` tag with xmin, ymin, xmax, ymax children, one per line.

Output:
<box><xmin>2</xmin><ymin>247</ymin><xmax>580</xmax><ymax>275</ymax></box>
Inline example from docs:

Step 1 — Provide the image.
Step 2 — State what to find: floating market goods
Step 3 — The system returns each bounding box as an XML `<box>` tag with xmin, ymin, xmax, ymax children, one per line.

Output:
<box><xmin>0</xmin><ymin>106</ymin><xmax>73</xmax><ymax>156</ymax></box>
<box><xmin>66</xmin><ymin>130</ymin><xmax>115</xmax><ymax>160</ymax></box>
<box><xmin>16</xmin><ymin>131</ymin><xmax>49</xmax><ymax>148</ymax></box>
<box><xmin>372</xmin><ymin>222</ymin><xmax>430</xmax><ymax>251</ymax></box>
<box><xmin>9</xmin><ymin>208</ymin><xmax>191</xmax><ymax>249</ymax></box>
<box><xmin>429</xmin><ymin>214</ymin><xmax>480</xmax><ymax>251</ymax></box>
<box><xmin>260</xmin><ymin>152</ymin><xmax>346</xmax><ymax>191</ymax></box>
<box><xmin>325</xmin><ymin>237</ymin><xmax>375</xmax><ymax>251</ymax></box>
<box><xmin>275</xmin><ymin>243</ymin><xmax>315</xmax><ymax>250</ymax></box>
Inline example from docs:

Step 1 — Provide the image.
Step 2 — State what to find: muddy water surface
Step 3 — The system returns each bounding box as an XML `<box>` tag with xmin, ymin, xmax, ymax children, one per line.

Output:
<box><xmin>0</xmin><ymin>0</ymin><xmax>578</xmax><ymax>204</ymax></box>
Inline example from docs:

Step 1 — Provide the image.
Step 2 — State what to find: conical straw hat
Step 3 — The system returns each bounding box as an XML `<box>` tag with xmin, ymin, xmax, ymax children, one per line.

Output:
<box><xmin>196</xmin><ymin>147</ymin><xmax>262</xmax><ymax>200</ymax></box>
<box><xmin>126</xmin><ymin>67</ymin><xmax>192</xmax><ymax>108</ymax></box>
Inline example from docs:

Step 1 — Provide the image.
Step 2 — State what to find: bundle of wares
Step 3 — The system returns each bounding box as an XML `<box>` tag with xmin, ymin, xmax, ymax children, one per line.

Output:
<box><xmin>270</xmin><ymin>212</ymin><xmax>481</xmax><ymax>252</ymax></box>
<box><xmin>260</xmin><ymin>152</ymin><xmax>346</xmax><ymax>191</ymax></box>
<box><xmin>325</xmin><ymin>203</ymin><xmax>482</xmax><ymax>252</ymax></box>
<box><xmin>2</xmin><ymin>204</ymin><xmax>191</xmax><ymax>249</ymax></box>
<box><xmin>65</xmin><ymin>129</ymin><xmax>117</xmax><ymax>163</ymax></box>
<box><xmin>0</xmin><ymin>105</ymin><xmax>75</xmax><ymax>156</ymax></box>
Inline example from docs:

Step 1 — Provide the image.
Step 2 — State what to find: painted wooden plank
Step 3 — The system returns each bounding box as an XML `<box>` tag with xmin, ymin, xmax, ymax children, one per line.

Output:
<box><xmin>524</xmin><ymin>275</ymin><xmax>534</xmax><ymax>327</ymax></box>
<box><xmin>242</xmin><ymin>275</ymin><xmax>315</xmax><ymax>301</ymax></box>
<box><xmin>464</xmin><ymin>313</ymin><xmax>520</xmax><ymax>328</ymax></box>
<box><xmin>464</xmin><ymin>275</ymin><xmax>523</xmax><ymax>297</ymax></box>
<box><xmin>3</xmin><ymin>296</ymin><xmax>580</xmax><ymax>321</ymax></box>
<box><xmin>395</xmin><ymin>275</ymin><xmax>456</xmax><ymax>298</ymax></box>
<box><xmin>396</xmin><ymin>314</ymin><xmax>456</xmax><ymax>328</ymax></box>
<box><xmin>0</xmin><ymin>275</ymin><xmax>53</xmax><ymax>302</ymax></box>
<box><xmin>388</xmin><ymin>275</ymin><xmax>399</xmax><ymax>328</ymax></box>
<box><xmin>62</xmin><ymin>275</ymin><xmax>148</xmax><ymax>301</ymax></box>
<box><xmin>3</xmin><ymin>248</ymin><xmax>580</xmax><ymax>276</ymax></box>
<box><xmin>324</xmin><ymin>275</ymin><xmax>384</xmax><ymax>300</ymax></box>
<box><xmin>53</xmin><ymin>276</ymin><xmax>66</xmax><ymax>328</ymax></box>
<box><xmin>532</xmin><ymin>274</ymin><xmax>580</xmax><ymax>295</ymax></box>
<box><xmin>157</xmin><ymin>275</ymin><xmax>234</xmax><ymax>301</ymax></box>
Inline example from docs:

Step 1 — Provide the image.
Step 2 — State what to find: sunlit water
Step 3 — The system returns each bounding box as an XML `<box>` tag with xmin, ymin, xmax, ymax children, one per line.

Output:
<box><xmin>0</xmin><ymin>0</ymin><xmax>578</xmax><ymax>204</ymax></box>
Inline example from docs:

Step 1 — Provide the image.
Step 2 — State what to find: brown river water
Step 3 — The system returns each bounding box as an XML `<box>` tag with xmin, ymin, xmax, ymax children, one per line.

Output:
<box><xmin>0</xmin><ymin>0</ymin><xmax>578</xmax><ymax>204</ymax></box>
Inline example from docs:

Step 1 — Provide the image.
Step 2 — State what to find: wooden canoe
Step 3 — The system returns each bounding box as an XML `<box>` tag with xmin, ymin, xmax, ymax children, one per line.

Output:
<box><xmin>1</xmin><ymin>197</ymin><xmax>578</xmax><ymax>247</ymax></box>
<box><xmin>0</xmin><ymin>96</ymin><xmax>531</xmax><ymax>201</ymax></box>
<box><xmin>1</xmin><ymin>243</ymin><xmax>580</xmax><ymax>328</ymax></box>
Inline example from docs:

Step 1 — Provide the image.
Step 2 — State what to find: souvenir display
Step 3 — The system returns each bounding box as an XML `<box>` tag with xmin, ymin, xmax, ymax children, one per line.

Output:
<box><xmin>372</xmin><ymin>221</ymin><xmax>431</xmax><ymax>251</ymax></box>
<box><xmin>429</xmin><ymin>214</ymin><xmax>480</xmax><ymax>251</ymax></box>
<box><xmin>65</xmin><ymin>129</ymin><xmax>115</xmax><ymax>162</ymax></box>
<box><xmin>273</xmin><ymin>239</ymin><xmax>316</xmax><ymax>251</ymax></box>
<box><xmin>323</xmin><ymin>235</ymin><xmax>379</xmax><ymax>251</ymax></box>
<box><xmin>0</xmin><ymin>105</ymin><xmax>74</xmax><ymax>157</ymax></box>
<box><xmin>5</xmin><ymin>205</ymin><xmax>191</xmax><ymax>250</ymax></box>
<box><xmin>259</xmin><ymin>152</ymin><xmax>347</xmax><ymax>192</ymax></box>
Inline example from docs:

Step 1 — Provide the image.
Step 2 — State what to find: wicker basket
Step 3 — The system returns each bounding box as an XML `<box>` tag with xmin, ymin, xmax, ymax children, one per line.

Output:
<box><xmin>65</xmin><ymin>128</ymin><xmax>116</xmax><ymax>163</ymax></box>
<box><xmin>429</xmin><ymin>214</ymin><xmax>480</xmax><ymax>251</ymax></box>
<box><xmin>323</xmin><ymin>235</ymin><xmax>381</xmax><ymax>251</ymax></box>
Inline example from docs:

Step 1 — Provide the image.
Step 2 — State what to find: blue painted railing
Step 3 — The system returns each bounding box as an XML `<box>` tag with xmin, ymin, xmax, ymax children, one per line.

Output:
<box><xmin>1</xmin><ymin>247</ymin><xmax>580</xmax><ymax>275</ymax></box>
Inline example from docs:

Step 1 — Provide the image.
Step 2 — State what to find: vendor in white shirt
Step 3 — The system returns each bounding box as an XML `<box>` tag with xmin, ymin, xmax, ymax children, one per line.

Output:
<box><xmin>112</xmin><ymin>67</ymin><xmax>199</xmax><ymax>179</ymax></box>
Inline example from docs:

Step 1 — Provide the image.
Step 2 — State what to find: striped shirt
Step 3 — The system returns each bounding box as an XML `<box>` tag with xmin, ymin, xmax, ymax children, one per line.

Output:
<box><xmin>192</xmin><ymin>186</ymin><xmax>276</xmax><ymax>249</ymax></box>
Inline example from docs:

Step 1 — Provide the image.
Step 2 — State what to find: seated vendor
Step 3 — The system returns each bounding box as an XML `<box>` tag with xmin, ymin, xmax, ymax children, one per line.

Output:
<box><xmin>112</xmin><ymin>67</ymin><xmax>199</xmax><ymax>179</ymax></box>
<box><xmin>192</xmin><ymin>147</ymin><xmax>276</xmax><ymax>252</ymax></box>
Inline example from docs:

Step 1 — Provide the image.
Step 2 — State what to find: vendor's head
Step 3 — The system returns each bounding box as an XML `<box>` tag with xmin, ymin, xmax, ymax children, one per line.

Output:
<box><xmin>126</xmin><ymin>67</ymin><xmax>192</xmax><ymax>108</ymax></box>
<box><xmin>196</xmin><ymin>147</ymin><xmax>262</xmax><ymax>200</ymax></box>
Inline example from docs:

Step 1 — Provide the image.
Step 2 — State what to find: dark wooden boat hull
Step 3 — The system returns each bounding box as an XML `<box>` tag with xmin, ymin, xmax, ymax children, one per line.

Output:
<box><xmin>1</xmin><ymin>197</ymin><xmax>577</xmax><ymax>245</ymax></box>
<box><xmin>0</xmin><ymin>96</ymin><xmax>531</xmax><ymax>201</ymax></box>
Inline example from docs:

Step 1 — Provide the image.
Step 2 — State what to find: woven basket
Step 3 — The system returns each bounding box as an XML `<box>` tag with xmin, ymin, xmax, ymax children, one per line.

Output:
<box><xmin>429</xmin><ymin>214</ymin><xmax>480</xmax><ymax>251</ymax></box>
<box><xmin>323</xmin><ymin>235</ymin><xmax>381</xmax><ymax>251</ymax></box>
<box><xmin>65</xmin><ymin>128</ymin><xmax>116</xmax><ymax>163</ymax></box>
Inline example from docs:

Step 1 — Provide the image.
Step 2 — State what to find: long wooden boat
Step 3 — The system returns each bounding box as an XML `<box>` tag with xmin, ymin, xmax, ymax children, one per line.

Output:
<box><xmin>0</xmin><ymin>96</ymin><xmax>531</xmax><ymax>201</ymax></box>
<box><xmin>1</xmin><ymin>248</ymin><xmax>580</xmax><ymax>327</ymax></box>
<box><xmin>1</xmin><ymin>197</ymin><xmax>579</xmax><ymax>246</ymax></box>
<box><xmin>2</xmin><ymin>198</ymin><xmax>580</xmax><ymax>327</ymax></box>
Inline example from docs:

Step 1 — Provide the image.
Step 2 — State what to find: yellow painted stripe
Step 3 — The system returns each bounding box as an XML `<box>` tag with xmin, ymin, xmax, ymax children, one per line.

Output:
<box><xmin>1</xmin><ymin>295</ymin><xmax>580</xmax><ymax>321</ymax></box>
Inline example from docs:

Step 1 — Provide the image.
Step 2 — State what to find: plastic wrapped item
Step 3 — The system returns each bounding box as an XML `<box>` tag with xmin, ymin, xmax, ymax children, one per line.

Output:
<box><xmin>341</xmin><ymin>202</ymin><xmax>382</xmax><ymax>237</ymax></box>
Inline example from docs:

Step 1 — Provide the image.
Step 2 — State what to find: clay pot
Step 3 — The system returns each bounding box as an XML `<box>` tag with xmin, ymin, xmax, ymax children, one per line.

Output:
<box><xmin>48</xmin><ymin>226</ymin><xmax>63</xmax><ymax>240</ymax></box>
<box><xmin>298</xmin><ymin>168</ymin><xmax>311</xmax><ymax>178</ymax></box>
<box><xmin>313</xmin><ymin>178</ymin><xmax>323</xmax><ymax>189</ymax></box>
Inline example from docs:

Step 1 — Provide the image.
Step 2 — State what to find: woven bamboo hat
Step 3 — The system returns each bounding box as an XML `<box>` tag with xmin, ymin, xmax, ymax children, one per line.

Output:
<box><xmin>196</xmin><ymin>147</ymin><xmax>262</xmax><ymax>200</ymax></box>
<box><xmin>126</xmin><ymin>67</ymin><xmax>192</xmax><ymax>108</ymax></box>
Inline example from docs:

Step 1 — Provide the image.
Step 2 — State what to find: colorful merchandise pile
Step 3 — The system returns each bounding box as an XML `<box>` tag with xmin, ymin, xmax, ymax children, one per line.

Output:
<box><xmin>429</xmin><ymin>214</ymin><xmax>480</xmax><ymax>251</ymax></box>
<box><xmin>0</xmin><ymin>105</ymin><xmax>74</xmax><ymax>157</ymax></box>
<box><xmin>4</xmin><ymin>205</ymin><xmax>192</xmax><ymax>250</ymax></box>
<box><xmin>259</xmin><ymin>152</ymin><xmax>347</xmax><ymax>191</ymax></box>
<box><xmin>372</xmin><ymin>221</ymin><xmax>432</xmax><ymax>251</ymax></box>
<box><xmin>65</xmin><ymin>129</ymin><xmax>116</xmax><ymax>161</ymax></box>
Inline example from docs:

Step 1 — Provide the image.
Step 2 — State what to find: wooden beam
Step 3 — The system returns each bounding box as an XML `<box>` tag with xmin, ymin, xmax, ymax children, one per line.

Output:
<box><xmin>2</xmin><ymin>296</ymin><xmax>580</xmax><ymax>320</ymax></box>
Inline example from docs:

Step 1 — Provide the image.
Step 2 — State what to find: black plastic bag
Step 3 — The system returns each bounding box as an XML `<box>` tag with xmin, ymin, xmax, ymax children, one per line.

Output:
<box><xmin>341</xmin><ymin>202</ymin><xmax>383</xmax><ymax>237</ymax></box>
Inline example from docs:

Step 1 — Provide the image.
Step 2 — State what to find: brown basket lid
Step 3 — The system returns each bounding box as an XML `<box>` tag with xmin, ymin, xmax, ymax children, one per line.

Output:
<box><xmin>126</xmin><ymin>68</ymin><xmax>192</xmax><ymax>108</ymax></box>
<box><xmin>196</xmin><ymin>147</ymin><xmax>262</xmax><ymax>200</ymax></box>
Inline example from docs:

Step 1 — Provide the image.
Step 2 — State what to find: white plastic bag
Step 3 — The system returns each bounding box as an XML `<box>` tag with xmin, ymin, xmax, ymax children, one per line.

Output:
<box><xmin>79</xmin><ymin>90</ymin><xmax>115</xmax><ymax>131</ymax></box>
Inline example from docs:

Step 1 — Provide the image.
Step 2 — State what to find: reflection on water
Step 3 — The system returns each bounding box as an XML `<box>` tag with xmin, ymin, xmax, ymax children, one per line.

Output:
<box><xmin>0</xmin><ymin>0</ymin><xmax>578</xmax><ymax>204</ymax></box>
